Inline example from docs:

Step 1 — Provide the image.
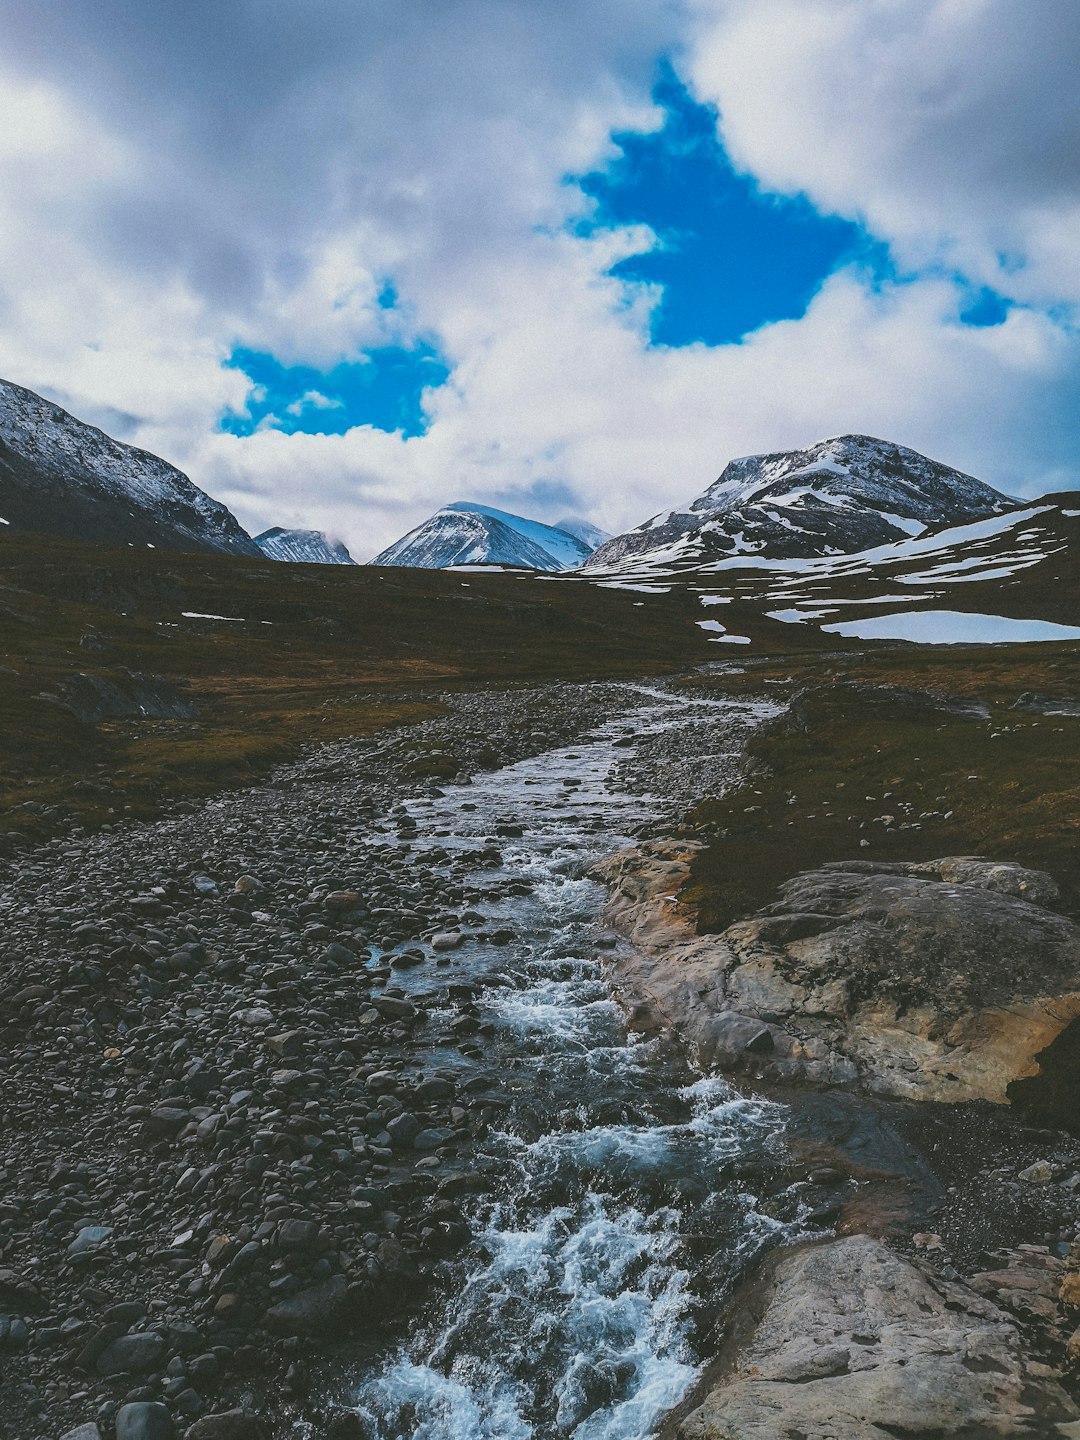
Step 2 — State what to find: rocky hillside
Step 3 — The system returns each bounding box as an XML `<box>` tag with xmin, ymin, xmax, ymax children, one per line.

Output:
<box><xmin>586</xmin><ymin>434</ymin><xmax>1017</xmax><ymax>570</ymax></box>
<box><xmin>372</xmin><ymin>501</ymin><xmax>594</xmax><ymax>570</ymax></box>
<box><xmin>254</xmin><ymin>528</ymin><xmax>356</xmax><ymax>564</ymax></box>
<box><xmin>0</xmin><ymin>378</ymin><xmax>259</xmax><ymax>556</ymax></box>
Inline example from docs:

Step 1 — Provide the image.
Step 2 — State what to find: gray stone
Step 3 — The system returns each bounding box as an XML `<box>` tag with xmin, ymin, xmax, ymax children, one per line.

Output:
<box><xmin>675</xmin><ymin>1236</ymin><xmax>1078</xmax><ymax>1439</ymax></box>
<box><xmin>412</xmin><ymin>1127</ymin><xmax>453</xmax><ymax>1152</ymax></box>
<box><xmin>96</xmin><ymin>1331</ymin><xmax>167</xmax><ymax>1375</ymax></box>
<box><xmin>68</xmin><ymin>1224</ymin><xmax>113</xmax><ymax>1257</ymax></box>
<box><xmin>115</xmin><ymin>1402</ymin><xmax>175</xmax><ymax>1440</ymax></box>
<box><xmin>261</xmin><ymin>1275</ymin><xmax>348</xmax><ymax>1337</ymax></box>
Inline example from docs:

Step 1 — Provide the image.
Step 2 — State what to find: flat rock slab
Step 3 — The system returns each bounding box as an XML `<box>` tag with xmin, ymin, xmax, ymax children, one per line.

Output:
<box><xmin>598</xmin><ymin>848</ymin><xmax>1080</xmax><ymax>1103</ymax></box>
<box><xmin>676</xmin><ymin>1235</ymin><xmax>1078</xmax><ymax>1439</ymax></box>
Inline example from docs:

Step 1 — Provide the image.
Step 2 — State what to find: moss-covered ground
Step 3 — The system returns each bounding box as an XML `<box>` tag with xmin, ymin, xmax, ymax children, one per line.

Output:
<box><xmin>678</xmin><ymin>646</ymin><xmax>1080</xmax><ymax>929</ymax></box>
<box><xmin>0</xmin><ymin>532</ymin><xmax>832</xmax><ymax>838</ymax></box>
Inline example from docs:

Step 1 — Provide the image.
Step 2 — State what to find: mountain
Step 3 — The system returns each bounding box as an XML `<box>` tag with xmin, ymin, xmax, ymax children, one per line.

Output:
<box><xmin>554</xmin><ymin>515</ymin><xmax>611</xmax><ymax>551</ymax></box>
<box><xmin>0</xmin><ymin>377</ymin><xmax>259</xmax><ymax>556</ymax></box>
<box><xmin>371</xmin><ymin>501</ymin><xmax>594</xmax><ymax>570</ymax></box>
<box><xmin>254</xmin><ymin>527</ymin><xmax>356</xmax><ymax>565</ymax></box>
<box><xmin>585</xmin><ymin>435</ymin><xmax>1017</xmax><ymax>573</ymax></box>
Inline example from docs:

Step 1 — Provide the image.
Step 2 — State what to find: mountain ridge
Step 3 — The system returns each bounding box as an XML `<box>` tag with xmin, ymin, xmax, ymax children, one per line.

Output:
<box><xmin>0</xmin><ymin>377</ymin><xmax>260</xmax><ymax>557</ymax></box>
<box><xmin>586</xmin><ymin>434</ymin><xmax>1017</xmax><ymax>571</ymax></box>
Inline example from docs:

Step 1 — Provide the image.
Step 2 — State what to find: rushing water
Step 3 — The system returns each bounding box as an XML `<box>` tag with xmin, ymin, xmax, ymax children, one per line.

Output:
<box><xmin>351</xmin><ymin>688</ymin><xmax>808</xmax><ymax>1440</ymax></box>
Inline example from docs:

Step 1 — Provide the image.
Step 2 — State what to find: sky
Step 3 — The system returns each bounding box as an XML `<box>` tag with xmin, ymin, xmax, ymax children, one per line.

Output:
<box><xmin>0</xmin><ymin>0</ymin><xmax>1078</xmax><ymax>559</ymax></box>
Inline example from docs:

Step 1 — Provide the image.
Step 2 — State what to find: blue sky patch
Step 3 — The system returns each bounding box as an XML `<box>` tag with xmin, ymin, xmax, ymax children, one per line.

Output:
<box><xmin>958</xmin><ymin>286</ymin><xmax>1012</xmax><ymax>327</ymax></box>
<box><xmin>576</xmin><ymin>64</ymin><xmax>879</xmax><ymax>347</ymax></box>
<box><xmin>222</xmin><ymin>342</ymin><xmax>450</xmax><ymax>438</ymax></box>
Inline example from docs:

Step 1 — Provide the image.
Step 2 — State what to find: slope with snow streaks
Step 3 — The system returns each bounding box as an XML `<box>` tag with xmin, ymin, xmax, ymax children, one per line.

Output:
<box><xmin>0</xmin><ymin>378</ymin><xmax>259</xmax><ymax>556</ymax></box>
<box><xmin>586</xmin><ymin>435</ymin><xmax>1016</xmax><ymax>570</ymax></box>
<box><xmin>254</xmin><ymin>527</ymin><xmax>356</xmax><ymax>564</ymax></box>
<box><xmin>371</xmin><ymin>502</ymin><xmax>593</xmax><ymax>571</ymax></box>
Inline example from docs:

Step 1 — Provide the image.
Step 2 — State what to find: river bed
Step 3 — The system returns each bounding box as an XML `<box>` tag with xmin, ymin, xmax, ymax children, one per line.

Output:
<box><xmin>349</xmin><ymin>689</ymin><xmax>811</xmax><ymax>1440</ymax></box>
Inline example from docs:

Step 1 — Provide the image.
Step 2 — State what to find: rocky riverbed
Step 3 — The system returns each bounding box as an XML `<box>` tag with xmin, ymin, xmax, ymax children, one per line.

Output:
<box><xmin>4</xmin><ymin>676</ymin><xmax>1080</xmax><ymax>1440</ymax></box>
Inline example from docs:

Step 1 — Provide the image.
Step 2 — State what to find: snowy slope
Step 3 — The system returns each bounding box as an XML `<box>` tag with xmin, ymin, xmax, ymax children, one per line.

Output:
<box><xmin>254</xmin><ymin>527</ymin><xmax>356</xmax><ymax>564</ymax></box>
<box><xmin>586</xmin><ymin>435</ymin><xmax>1016</xmax><ymax>570</ymax></box>
<box><xmin>0</xmin><ymin>377</ymin><xmax>259</xmax><ymax>555</ymax></box>
<box><xmin>371</xmin><ymin>501</ymin><xmax>593</xmax><ymax>570</ymax></box>
<box><xmin>554</xmin><ymin>515</ymin><xmax>611</xmax><ymax>551</ymax></box>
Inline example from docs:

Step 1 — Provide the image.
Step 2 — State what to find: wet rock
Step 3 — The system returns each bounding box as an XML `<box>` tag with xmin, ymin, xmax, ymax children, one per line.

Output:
<box><xmin>431</xmin><ymin>932</ymin><xmax>464</xmax><ymax>951</ymax></box>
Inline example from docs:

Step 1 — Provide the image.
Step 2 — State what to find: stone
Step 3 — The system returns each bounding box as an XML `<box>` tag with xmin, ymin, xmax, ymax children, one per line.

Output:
<box><xmin>431</xmin><ymin>932</ymin><xmax>464</xmax><ymax>951</ymax></box>
<box><xmin>59</xmin><ymin>1425</ymin><xmax>102</xmax><ymax>1440</ymax></box>
<box><xmin>115</xmin><ymin>1402</ymin><xmax>175</xmax><ymax>1440</ymax></box>
<box><xmin>1018</xmin><ymin>1159</ymin><xmax>1055</xmax><ymax>1184</ymax></box>
<box><xmin>96</xmin><ymin>1332</ymin><xmax>168</xmax><ymax>1376</ymax></box>
<box><xmin>594</xmin><ymin>844</ymin><xmax>1080</xmax><ymax>1105</ymax></box>
<box><xmin>0</xmin><ymin>1314</ymin><xmax>30</xmax><ymax>1348</ymax></box>
<box><xmin>387</xmin><ymin>1112</ymin><xmax>420</xmax><ymax>1147</ymax></box>
<box><xmin>675</xmin><ymin>1236</ymin><xmax>1078</xmax><ymax>1439</ymax></box>
<box><xmin>277</xmin><ymin>1218</ymin><xmax>319</xmax><ymax>1251</ymax></box>
<box><xmin>183</xmin><ymin>1412</ymin><xmax>267</xmax><ymax>1440</ymax></box>
<box><xmin>412</xmin><ymin>1127</ymin><xmax>452</xmax><ymax>1152</ymax></box>
<box><xmin>68</xmin><ymin>1225</ymin><xmax>113</xmax><ymax>1257</ymax></box>
<box><xmin>374</xmin><ymin>996</ymin><xmax>417</xmax><ymax>1021</ymax></box>
<box><xmin>697</xmin><ymin>1012</ymin><xmax>775</xmax><ymax>1069</ymax></box>
<box><xmin>261</xmin><ymin>1275</ymin><xmax>348</xmax><ymax>1337</ymax></box>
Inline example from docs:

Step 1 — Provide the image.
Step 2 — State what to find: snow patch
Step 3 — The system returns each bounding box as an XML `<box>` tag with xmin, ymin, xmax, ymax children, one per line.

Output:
<box><xmin>822</xmin><ymin>610</ymin><xmax>1080</xmax><ymax>645</ymax></box>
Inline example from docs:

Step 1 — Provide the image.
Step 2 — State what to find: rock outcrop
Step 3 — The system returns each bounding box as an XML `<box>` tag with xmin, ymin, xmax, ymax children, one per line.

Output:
<box><xmin>672</xmin><ymin>1235</ymin><xmax>1077</xmax><ymax>1439</ymax></box>
<box><xmin>593</xmin><ymin>845</ymin><xmax>1080</xmax><ymax>1105</ymax></box>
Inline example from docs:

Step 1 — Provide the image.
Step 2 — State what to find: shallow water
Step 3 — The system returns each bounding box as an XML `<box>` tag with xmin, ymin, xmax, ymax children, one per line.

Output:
<box><xmin>351</xmin><ymin>689</ymin><xmax>808</xmax><ymax>1440</ymax></box>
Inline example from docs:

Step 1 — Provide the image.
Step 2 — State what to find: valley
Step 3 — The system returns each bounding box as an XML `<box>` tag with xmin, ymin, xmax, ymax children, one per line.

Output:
<box><xmin>3</xmin><ymin>405</ymin><xmax>1080</xmax><ymax>1439</ymax></box>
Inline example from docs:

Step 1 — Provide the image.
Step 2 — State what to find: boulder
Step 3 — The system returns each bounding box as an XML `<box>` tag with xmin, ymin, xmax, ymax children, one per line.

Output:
<box><xmin>595</xmin><ymin>846</ymin><xmax>1080</xmax><ymax>1105</ymax></box>
<box><xmin>261</xmin><ymin>1275</ymin><xmax>348</xmax><ymax>1337</ymax></box>
<box><xmin>115</xmin><ymin>1403</ymin><xmax>175</xmax><ymax>1440</ymax></box>
<box><xmin>676</xmin><ymin>1236</ymin><xmax>1077</xmax><ymax>1439</ymax></box>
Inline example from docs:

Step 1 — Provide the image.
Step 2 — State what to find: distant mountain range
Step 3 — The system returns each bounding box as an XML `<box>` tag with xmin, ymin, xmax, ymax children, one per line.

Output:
<box><xmin>4</xmin><ymin>377</ymin><xmax>1073</xmax><ymax>637</ymax></box>
<box><xmin>371</xmin><ymin>502</ymin><xmax>597</xmax><ymax>570</ymax></box>
<box><xmin>585</xmin><ymin>435</ymin><xmax>1015</xmax><ymax>571</ymax></box>
<box><xmin>254</xmin><ymin>527</ymin><xmax>356</xmax><ymax>564</ymax></box>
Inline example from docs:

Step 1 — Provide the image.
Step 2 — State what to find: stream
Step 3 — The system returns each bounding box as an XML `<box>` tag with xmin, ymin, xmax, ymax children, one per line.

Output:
<box><xmin>350</xmin><ymin>688</ymin><xmax>811</xmax><ymax>1440</ymax></box>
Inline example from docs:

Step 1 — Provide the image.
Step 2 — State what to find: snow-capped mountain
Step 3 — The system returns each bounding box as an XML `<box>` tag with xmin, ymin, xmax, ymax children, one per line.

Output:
<box><xmin>371</xmin><ymin>501</ymin><xmax>594</xmax><ymax>570</ymax></box>
<box><xmin>586</xmin><ymin>435</ymin><xmax>1017</xmax><ymax>572</ymax></box>
<box><xmin>254</xmin><ymin>527</ymin><xmax>356</xmax><ymax>565</ymax></box>
<box><xmin>554</xmin><ymin>515</ymin><xmax>611</xmax><ymax>551</ymax></box>
<box><xmin>0</xmin><ymin>377</ymin><xmax>259</xmax><ymax>556</ymax></box>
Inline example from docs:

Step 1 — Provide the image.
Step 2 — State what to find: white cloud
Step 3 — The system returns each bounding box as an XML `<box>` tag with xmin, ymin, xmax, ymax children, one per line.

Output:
<box><xmin>0</xmin><ymin>0</ymin><xmax>1076</xmax><ymax>558</ymax></box>
<box><xmin>685</xmin><ymin>0</ymin><xmax>1080</xmax><ymax>308</ymax></box>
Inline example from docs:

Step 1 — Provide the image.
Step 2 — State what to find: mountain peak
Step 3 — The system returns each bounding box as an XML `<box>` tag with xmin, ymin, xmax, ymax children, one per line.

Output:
<box><xmin>254</xmin><ymin>527</ymin><xmax>356</xmax><ymax>565</ymax></box>
<box><xmin>372</xmin><ymin>501</ymin><xmax>594</xmax><ymax>570</ymax></box>
<box><xmin>586</xmin><ymin>436</ymin><xmax>1017</xmax><ymax>571</ymax></box>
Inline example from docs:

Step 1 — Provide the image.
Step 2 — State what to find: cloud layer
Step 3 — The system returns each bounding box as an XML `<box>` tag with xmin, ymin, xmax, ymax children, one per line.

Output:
<box><xmin>0</xmin><ymin>0</ymin><xmax>1076</xmax><ymax>556</ymax></box>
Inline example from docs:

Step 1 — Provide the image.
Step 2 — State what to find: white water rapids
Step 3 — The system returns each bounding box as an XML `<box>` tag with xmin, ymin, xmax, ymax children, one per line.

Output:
<box><xmin>350</xmin><ymin>689</ymin><xmax>810</xmax><ymax>1439</ymax></box>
